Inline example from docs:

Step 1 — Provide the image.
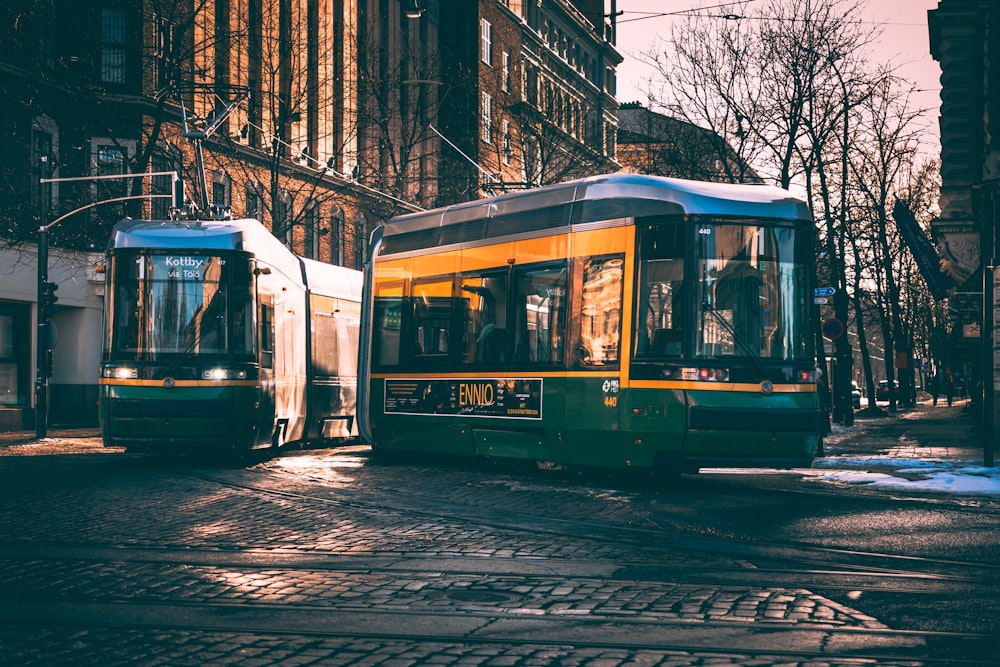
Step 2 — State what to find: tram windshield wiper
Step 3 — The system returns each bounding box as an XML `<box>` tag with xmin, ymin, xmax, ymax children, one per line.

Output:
<box><xmin>702</xmin><ymin>300</ymin><xmax>774</xmax><ymax>383</ymax></box>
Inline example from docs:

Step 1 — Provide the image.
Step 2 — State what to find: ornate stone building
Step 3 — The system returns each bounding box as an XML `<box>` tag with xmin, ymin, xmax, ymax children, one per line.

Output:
<box><xmin>929</xmin><ymin>0</ymin><xmax>1000</xmax><ymax>456</ymax></box>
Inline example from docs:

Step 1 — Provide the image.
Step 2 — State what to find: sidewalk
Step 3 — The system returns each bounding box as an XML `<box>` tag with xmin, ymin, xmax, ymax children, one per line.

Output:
<box><xmin>0</xmin><ymin>427</ymin><xmax>105</xmax><ymax>455</ymax></box>
<box><xmin>824</xmin><ymin>398</ymin><xmax>984</xmax><ymax>461</ymax></box>
<box><xmin>814</xmin><ymin>398</ymin><xmax>1000</xmax><ymax>496</ymax></box>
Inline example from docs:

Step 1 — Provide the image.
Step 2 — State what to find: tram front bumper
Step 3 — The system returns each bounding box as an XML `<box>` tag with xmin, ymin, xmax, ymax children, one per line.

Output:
<box><xmin>100</xmin><ymin>387</ymin><xmax>258</xmax><ymax>452</ymax></box>
<box><xmin>676</xmin><ymin>406</ymin><xmax>824</xmax><ymax>470</ymax></box>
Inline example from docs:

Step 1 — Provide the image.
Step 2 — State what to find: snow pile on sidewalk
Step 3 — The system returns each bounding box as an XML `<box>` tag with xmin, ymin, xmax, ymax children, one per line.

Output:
<box><xmin>810</xmin><ymin>455</ymin><xmax>1000</xmax><ymax>495</ymax></box>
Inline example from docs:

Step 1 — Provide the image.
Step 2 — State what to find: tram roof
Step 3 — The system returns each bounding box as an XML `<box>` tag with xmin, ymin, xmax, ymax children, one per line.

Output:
<box><xmin>109</xmin><ymin>218</ymin><xmax>362</xmax><ymax>298</ymax></box>
<box><xmin>109</xmin><ymin>218</ymin><xmax>272</xmax><ymax>251</ymax></box>
<box><xmin>385</xmin><ymin>174</ymin><xmax>810</xmax><ymax>242</ymax></box>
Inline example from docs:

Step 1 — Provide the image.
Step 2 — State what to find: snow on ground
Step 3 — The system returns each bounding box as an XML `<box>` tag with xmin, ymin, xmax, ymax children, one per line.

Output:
<box><xmin>807</xmin><ymin>456</ymin><xmax>1000</xmax><ymax>495</ymax></box>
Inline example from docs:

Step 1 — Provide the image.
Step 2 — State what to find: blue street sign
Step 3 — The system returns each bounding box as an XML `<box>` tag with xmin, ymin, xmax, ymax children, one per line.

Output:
<box><xmin>814</xmin><ymin>287</ymin><xmax>836</xmax><ymax>297</ymax></box>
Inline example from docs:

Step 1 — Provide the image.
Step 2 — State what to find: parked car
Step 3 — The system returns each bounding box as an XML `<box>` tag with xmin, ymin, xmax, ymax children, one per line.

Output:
<box><xmin>851</xmin><ymin>382</ymin><xmax>862</xmax><ymax>409</ymax></box>
<box><xmin>875</xmin><ymin>380</ymin><xmax>898</xmax><ymax>401</ymax></box>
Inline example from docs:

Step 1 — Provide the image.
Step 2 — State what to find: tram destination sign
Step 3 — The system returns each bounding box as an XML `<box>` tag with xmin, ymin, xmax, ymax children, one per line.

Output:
<box><xmin>384</xmin><ymin>378</ymin><xmax>543</xmax><ymax>419</ymax></box>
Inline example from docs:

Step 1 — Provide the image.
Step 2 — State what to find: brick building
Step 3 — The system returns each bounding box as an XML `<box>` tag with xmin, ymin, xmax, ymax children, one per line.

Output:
<box><xmin>0</xmin><ymin>0</ymin><xmax>622</xmax><ymax>430</ymax></box>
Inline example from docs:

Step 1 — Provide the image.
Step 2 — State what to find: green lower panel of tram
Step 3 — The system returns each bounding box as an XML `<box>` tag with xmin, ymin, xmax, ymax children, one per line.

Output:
<box><xmin>370</xmin><ymin>377</ymin><xmax>821</xmax><ymax>470</ymax></box>
<box><xmin>622</xmin><ymin>386</ymin><xmax>821</xmax><ymax>470</ymax></box>
<box><xmin>100</xmin><ymin>384</ymin><xmax>263</xmax><ymax>451</ymax></box>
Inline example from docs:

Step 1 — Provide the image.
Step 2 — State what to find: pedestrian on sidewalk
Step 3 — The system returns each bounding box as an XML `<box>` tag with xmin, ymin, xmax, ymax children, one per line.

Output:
<box><xmin>928</xmin><ymin>373</ymin><xmax>939</xmax><ymax>406</ymax></box>
<box><xmin>943</xmin><ymin>369</ymin><xmax>956</xmax><ymax>406</ymax></box>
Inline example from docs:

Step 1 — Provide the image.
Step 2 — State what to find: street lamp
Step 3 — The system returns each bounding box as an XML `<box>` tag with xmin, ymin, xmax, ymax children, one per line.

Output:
<box><xmin>404</xmin><ymin>0</ymin><xmax>424</xmax><ymax>19</ymax></box>
<box><xmin>34</xmin><ymin>172</ymin><xmax>181</xmax><ymax>438</ymax></box>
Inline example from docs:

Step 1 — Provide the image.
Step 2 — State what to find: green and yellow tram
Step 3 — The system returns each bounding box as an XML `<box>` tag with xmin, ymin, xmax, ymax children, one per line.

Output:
<box><xmin>100</xmin><ymin>217</ymin><xmax>362</xmax><ymax>454</ymax></box>
<box><xmin>357</xmin><ymin>174</ymin><xmax>823</xmax><ymax>472</ymax></box>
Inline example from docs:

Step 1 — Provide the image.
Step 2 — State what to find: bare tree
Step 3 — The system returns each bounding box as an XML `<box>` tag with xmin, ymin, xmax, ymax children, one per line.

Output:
<box><xmin>848</xmin><ymin>73</ymin><xmax>929</xmax><ymax>412</ymax></box>
<box><xmin>641</xmin><ymin>0</ymin><xmax>944</xmax><ymax>426</ymax></box>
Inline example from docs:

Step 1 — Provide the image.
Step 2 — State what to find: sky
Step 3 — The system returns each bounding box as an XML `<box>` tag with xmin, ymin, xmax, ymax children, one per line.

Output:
<box><xmin>612</xmin><ymin>0</ymin><xmax>942</xmax><ymax>157</ymax></box>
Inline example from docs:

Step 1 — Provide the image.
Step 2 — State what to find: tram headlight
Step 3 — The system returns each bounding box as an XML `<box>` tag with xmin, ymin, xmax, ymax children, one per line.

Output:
<box><xmin>102</xmin><ymin>367</ymin><xmax>138</xmax><ymax>379</ymax></box>
<box><xmin>202</xmin><ymin>368</ymin><xmax>249</xmax><ymax>380</ymax></box>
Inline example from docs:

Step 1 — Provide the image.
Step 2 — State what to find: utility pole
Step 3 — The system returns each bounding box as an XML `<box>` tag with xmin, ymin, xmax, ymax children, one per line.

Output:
<box><xmin>33</xmin><ymin>172</ymin><xmax>180</xmax><ymax>438</ymax></box>
<box><xmin>34</xmin><ymin>217</ymin><xmax>50</xmax><ymax>438</ymax></box>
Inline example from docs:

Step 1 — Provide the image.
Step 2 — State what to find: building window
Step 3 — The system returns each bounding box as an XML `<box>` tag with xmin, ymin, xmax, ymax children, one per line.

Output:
<box><xmin>481</xmin><ymin>92</ymin><xmax>492</xmax><ymax>143</ymax></box>
<box><xmin>277</xmin><ymin>190</ymin><xmax>293</xmax><ymax>246</ymax></box>
<box><xmin>502</xmin><ymin>119</ymin><xmax>511</xmax><ymax>165</ymax></box>
<box><xmin>96</xmin><ymin>143</ymin><xmax>128</xmax><ymax>194</ymax></box>
<box><xmin>0</xmin><ymin>303</ymin><xmax>30</xmax><ymax>408</ymax></box>
<box><xmin>100</xmin><ymin>8</ymin><xmax>126</xmax><ymax>85</ymax></box>
<box><xmin>97</xmin><ymin>145</ymin><xmax>126</xmax><ymax>176</ymax></box>
<box><xmin>331</xmin><ymin>208</ymin><xmax>344</xmax><ymax>266</ymax></box>
<box><xmin>153</xmin><ymin>14</ymin><xmax>174</xmax><ymax>88</ymax></box>
<box><xmin>151</xmin><ymin>144</ymin><xmax>180</xmax><ymax>219</ymax></box>
<box><xmin>91</xmin><ymin>139</ymin><xmax>132</xmax><ymax>220</ymax></box>
<box><xmin>246</xmin><ymin>181</ymin><xmax>263</xmax><ymax>220</ymax></box>
<box><xmin>481</xmin><ymin>19</ymin><xmax>492</xmax><ymax>65</ymax></box>
<box><xmin>212</xmin><ymin>171</ymin><xmax>230</xmax><ymax>211</ymax></box>
<box><xmin>502</xmin><ymin>51</ymin><xmax>510</xmax><ymax>91</ymax></box>
<box><xmin>304</xmin><ymin>201</ymin><xmax>320</xmax><ymax>260</ymax></box>
<box><xmin>354</xmin><ymin>212</ymin><xmax>367</xmax><ymax>270</ymax></box>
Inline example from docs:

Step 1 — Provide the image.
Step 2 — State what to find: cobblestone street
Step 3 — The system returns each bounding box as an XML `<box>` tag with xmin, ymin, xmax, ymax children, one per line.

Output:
<box><xmin>1</xmin><ymin>411</ymin><xmax>998</xmax><ymax>665</ymax></box>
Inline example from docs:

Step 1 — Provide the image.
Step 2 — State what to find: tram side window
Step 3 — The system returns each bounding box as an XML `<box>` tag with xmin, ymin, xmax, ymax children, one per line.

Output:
<box><xmin>259</xmin><ymin>302</ymin><xmax>274</xmax><ymax>369</ymax></box>
<box><xmin>231</xmin><ymin>264</ymin><xmax>255</xmax><ymax>357</ymax></box>
<box><xmin>459</xmin><ymin>272</ymin><xmax>508</xmax><ymax>368</ymax></box>
<box><xmin>311</xmin><ymin>310</ymin><xmax>340</xmax><ymax>376</ymax></box>
<box><xmin>373</xmin><ymin>283</ymin><xmax>404</xmax><ymax>368</ymax></box>
<box><xmin>635</xmin><ymin>224</ymin><xmax>686</xmax><ymax>358</ymax></box>
<box><xmin>410</xmin><ymin>278</ymin><xmax>455</xmax><ymax>359</ymax></box>
<box><xmin>573</xmin><ymin>255</ymin><xmax>624</xmax><ymax>368</ymax></box>
<box><xmin>511</xmin><ymin>262</ymin><xmax>567</xmax><ymax>367</ymax></box>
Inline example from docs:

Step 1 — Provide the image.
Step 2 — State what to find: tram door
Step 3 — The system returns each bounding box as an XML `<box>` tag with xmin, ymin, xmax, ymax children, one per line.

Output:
<box><xmin>564</xmin><ymin>254</ymin><xmax>627</xmax><ymax>466</ymax></box>
<box><xmin>256</xmin><ymin>286</ymin><xmax>277</xmax><ymax>447</ymax></box>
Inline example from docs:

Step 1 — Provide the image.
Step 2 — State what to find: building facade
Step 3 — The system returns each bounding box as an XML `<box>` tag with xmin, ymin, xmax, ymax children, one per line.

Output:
<box><xmin>436</xmin><ymin>0</ymin><xmax>621</xmax><ymax>201</ymax></box>
<box><xmin>929</xmin><ymin>0</ymin><xmax>1000</xmax><ymax>452</ymax></box>
<box><xmin>0</xmin><ymin>0</ymin><xmax>623</xmax><ymax>430</ymax></box>
<box><xmin>616</xmin><ymin>102</ymin><xmax>758</xmax><ymax>183</ymax></box>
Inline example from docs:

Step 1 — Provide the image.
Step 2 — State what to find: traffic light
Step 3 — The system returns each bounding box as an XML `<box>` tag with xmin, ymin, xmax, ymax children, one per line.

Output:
<box><xmin>40</xmin><ymin>281</ymin><xmax>59</xmax><ymax>320</ymax></box>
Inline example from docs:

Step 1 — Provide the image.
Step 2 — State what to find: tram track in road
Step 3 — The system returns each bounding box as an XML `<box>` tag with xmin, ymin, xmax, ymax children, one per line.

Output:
<box><xmin>192</xmin><ymin>457</ymin><xmax>1000</xmax><ymax>591</ymax></box>
<box><xmin>1</xmin><ymin>455</ymin><xmax>997</xmax><ymax>664</ymax></box>
<box><xmin>1</xmin><ymin>536</ymin><xmax>996</xmax><ymax>663</ymax></box>
<box><xmin>0</xmin><ymin>596</ymin><xmax>996</xmax><ymax>667</ymax></box>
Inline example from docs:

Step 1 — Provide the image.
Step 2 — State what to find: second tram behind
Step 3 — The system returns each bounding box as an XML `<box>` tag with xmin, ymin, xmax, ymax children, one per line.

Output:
<box><xmin>357</xmin><ymin>174</ymin><xmax>823</xmax><ymax>472</ymax></box>
<box><xmin>100</xmin><ymin>217</ymin><xmax>362</xmax><ymax>453</ymax></box>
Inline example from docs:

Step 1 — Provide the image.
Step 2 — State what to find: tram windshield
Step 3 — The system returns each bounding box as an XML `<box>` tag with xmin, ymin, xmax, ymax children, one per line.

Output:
<box><xmin>107</xmin><ymin>252</ymin><xmax>255</xmax><ymax>361</ymax></box>
<box><xmin>635</xmin><ymin>220</ymin><xmax>812</xmax><ymax>361</ymax></box>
